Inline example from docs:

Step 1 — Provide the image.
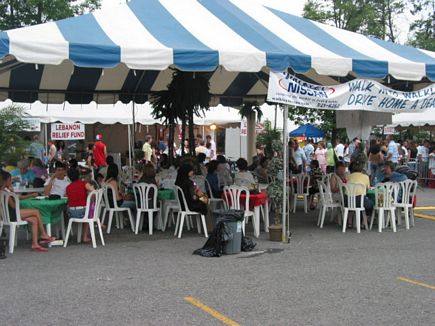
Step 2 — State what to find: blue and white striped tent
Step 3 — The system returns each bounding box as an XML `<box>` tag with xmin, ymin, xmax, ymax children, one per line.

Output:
<box><xmin>0</xmin><ymin>0</ymin><xmax>434</xmax><ymax>105</ymax></box>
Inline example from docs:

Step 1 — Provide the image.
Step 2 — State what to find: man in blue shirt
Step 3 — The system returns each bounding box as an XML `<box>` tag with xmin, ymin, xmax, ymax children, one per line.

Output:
<box><xmin>382</xmin><ymin>161</ymin><xmax>407</xmax><ymax>183</ymax></box>
<box><xmin>10</xmin><ymin>159</ymin><xmax>36</xmax><ymax>185</ymax></box>
<box><xmin>28</xmin><ymin>135</ymin><xmax>45</xmax><ymax>162</ymax></box>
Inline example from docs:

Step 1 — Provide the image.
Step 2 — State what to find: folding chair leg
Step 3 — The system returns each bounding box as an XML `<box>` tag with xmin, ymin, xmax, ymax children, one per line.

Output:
<box><xmin>64</xmin><ymin>220</ymin><xmax>73</xmax><ymax>247</ymax></box>
<box><xmin>342</xmin><ymin>210</ymin><xmax>348</xmax><ymax>233</ymax></box>
<box><xmin>404</xmin><ymin>209</ymin><xmax>410</xmax><ymax>230</ymax></box>
<box><xmin>77</xmin><ymin>223</ymin><xmax>83</xmax><ymax>243</ymax></box>
<box><xmin>196</xmin><ymin>215</ymin><xmax>201</xmax><ymax>234</ymax></box>
<box><xmin>174</xmin><ymin>212</ymin><xmax>181</xmax><ymax>236</ymax></box>
<box><xmin>390</xmin><ymin>210</ymin><xmax>397</xmax><ymax>233</ymax></box>
<box><xmin>148</xmin><ymin>212</ymin><xmax>153</xmax><ymax>235</ymax></box>
<box><xmin>135</xmin><ymin>211</ymin><xmax>142</xmax><ymax>235</ymax></box>
<box><xmin>320</xmin><ymin>208</ymin><xmax>326</xmax><ymax>228</ymax></box>
<box><xmin>96</xmin><ymin>219</ymin><xmax>105</xmax><ymax>246</ymax></box>
<box><xmin>127</xmin><ymin>210</ymin><xmax>134</xmax><ymax>232</ymax></box>
<box><xmin>177</xmin><ymin>214</ymin><xmax>185</xmax><ymax>238</ymax></box>
<box><xmin>201</xmin><ymin>214</ymin><xmax>208</xmax><ymax>238</ymax></box>
<box><xmin>89</xmin><ymin>222</ymin><xmax>97</xmax><ymax>248</ymax></box>
<box><xmin>107</xmin><ymin>211</ymin><xmax>114</xmax><ymax>234</ymax></box>
<box><xmin>9</xmin><ymin>225</ymin><xmax>16</xmax><ymax>254</ymax></box>
<box><xmin>356</xmin><ymin>212</ymin><xmax>361</xmax><ymax>233</ymax></box>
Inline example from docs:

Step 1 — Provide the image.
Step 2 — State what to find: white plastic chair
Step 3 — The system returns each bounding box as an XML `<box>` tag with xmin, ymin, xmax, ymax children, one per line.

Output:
<box><xmin>317</xmin><ymin>181</ymin><xmax>342</xmax><ymax>228</ymax></box>
<box><xmin>291</xmin><ymin>174</ymin><xmax>310</xmax><ymax>214</ymax></box>
<box><xmin>174</xmin><ymin>186</ymin><xmax>208</xmax><ymax>239</ymax></box>
<box><xmin>133</xmin><ymin>183</ymin><xmax>162</xmax><ymax>235</ymax></box>
<box><xmin>205</xmin><ymin>179</ymin><xmax>224</xmax><ymax>209</ymax></box>
<box><xmin>370</xmin><ymin>182</ymin><xmax>398</xmax><ymax>233</ymax></box>
<box><xmin>394</xmin><ymin>179</ymin><xmax>417</xmax><ymax>230</ymax></box>
<box><xmin>0</xmin><ymin>191</ymin><xmax>28</xmax><ymax>254</ymax></box>
<box><xmin>340</xmin><ymin>183</ymin><xmax>369</xmax><ymax>233</ymax></box>
<box><xmin>223</xmin><ymin>185</ymin><xmax>257</xmax><ymax>236</ymax></box>
<box><xmin>102</xmin><ymin>184</ymin><xmax>134</xmax><ymax>234</ymax></box>
<box><xmin>64</xmin><ymin>189</ymin><xmax>105</xmax><ymax>248</ymax></box>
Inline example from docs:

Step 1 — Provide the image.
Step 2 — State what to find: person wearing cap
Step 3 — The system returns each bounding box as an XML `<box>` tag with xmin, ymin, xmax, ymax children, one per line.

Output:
<box><xmin>11</xmin><ymin>159</ymin><xmax>36</xmax><ymax>185</ymax></box>
<box><xmin>93</xmin><ymin>134</ymin><xmax>107</xmax><ymax>170</ymax></box>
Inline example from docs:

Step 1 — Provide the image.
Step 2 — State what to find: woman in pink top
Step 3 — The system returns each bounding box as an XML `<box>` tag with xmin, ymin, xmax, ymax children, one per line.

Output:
<box><xmin>315</xmin><ymin>142</ymin><xmax>327</xmax><ymax>173</ymax></box>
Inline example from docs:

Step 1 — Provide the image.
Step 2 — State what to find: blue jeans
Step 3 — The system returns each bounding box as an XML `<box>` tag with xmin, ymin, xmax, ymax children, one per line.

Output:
<box><xmin>68</xmin><ymin>207</ymin><xmax>86</xmax><ymax>219</ymax></box>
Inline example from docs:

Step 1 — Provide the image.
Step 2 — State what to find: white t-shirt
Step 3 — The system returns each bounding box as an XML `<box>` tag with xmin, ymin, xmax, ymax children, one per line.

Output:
<box><xmin>45</xmin><ymin>177</ymin><xmax>70</xmax><ymax>197</ymax></box>
<box><xmin>335</xmin><ymin>143</ymin><xmax>345</xmax><ymax>157</ymax></box>
<box><xmin>417</xmin><ymin>145</ymin><xmax>429</xmax><ymax>162</ymax></box>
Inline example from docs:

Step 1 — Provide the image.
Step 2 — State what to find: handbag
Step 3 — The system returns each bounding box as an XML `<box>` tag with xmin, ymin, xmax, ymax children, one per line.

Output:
<box><xmin>198</xmin><ymin>195</ymin><xmax>209</xmax><ymax>205</ymax></box>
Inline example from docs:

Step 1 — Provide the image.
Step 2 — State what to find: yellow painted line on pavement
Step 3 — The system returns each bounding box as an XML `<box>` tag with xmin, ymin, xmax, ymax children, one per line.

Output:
<box><xmin>398</xmin><ymin>277</ymin><xmax>435</xmax><ymax>290</ymax></box>
<box><xmin>184</xmin><ymin>296</ymin><xmax>240</xmax><ymax>326</ymax></box>
<box><xmin>414</xmin><ymin>213</ymin><xmax>435</xmax><ymax>221</ymax></box>
<box><xmin>414</xmin><ymin>206</ymin><xmax>435</xmax><ymax>211</ymax></box>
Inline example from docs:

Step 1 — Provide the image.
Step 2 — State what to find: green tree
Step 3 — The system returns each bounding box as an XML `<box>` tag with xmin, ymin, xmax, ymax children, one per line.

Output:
<box><xmin>0</xmin><ymin>104</ymin><xmax>30</xmax><ymax>163</ymax></box>
<box><xmin>0</xmin><ymin>0</ymin><xmax>101</xmax><ymax>30</ymax></box>
<box><xmin>408</xmin><ymin>0</ymin><xmax>435</xmax><ymax>51</ymax></box>
<box><xmin>150</xmin><ymin>70</ymin><xmax>211</xmax><ymax>162</ymax></box>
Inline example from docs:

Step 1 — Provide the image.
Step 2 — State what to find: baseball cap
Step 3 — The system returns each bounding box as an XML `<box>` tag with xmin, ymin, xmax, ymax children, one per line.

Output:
<box><xmin>96</xmin><ymin>134</ymin><xmax>103</xmax><ymax>140</ymax></box>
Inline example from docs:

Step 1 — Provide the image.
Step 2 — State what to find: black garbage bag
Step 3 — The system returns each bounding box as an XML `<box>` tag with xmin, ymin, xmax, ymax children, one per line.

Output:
<box><xmin>193</xmin><ymin>221</ymin><xmax>233</xmax><ymax>257</ymax></box>
<box><xmin>241</xmin><ymin>233</ymin><xmax>256</xmax><ymax>252</ymax></box>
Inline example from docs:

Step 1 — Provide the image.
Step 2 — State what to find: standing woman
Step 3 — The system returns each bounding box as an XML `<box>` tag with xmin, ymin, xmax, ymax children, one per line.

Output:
<box><xmin>325</xmin><ymin>143</ymin><xmax>336</xmax><ymax>174</ymax></box>
<box><xmin>315</xmin><ymin>142</ymin><xmax>327</xmax><ymax>173</ymax></box>
<box><xmin>0</xmin><ymin>171</ymin><xmax>55</xmax><ymax>252</ymax></box>
<box><xmin>175</xmin><ymin>164</ymin><xmax>207</xmax><ymax>216</ymax></box>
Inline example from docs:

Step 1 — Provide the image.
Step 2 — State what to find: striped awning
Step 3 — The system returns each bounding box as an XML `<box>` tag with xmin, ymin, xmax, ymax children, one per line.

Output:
<box><xmin>0</xmin><ymin>0</ymin><xmax>434</xmax><ymax>105</ymax></box>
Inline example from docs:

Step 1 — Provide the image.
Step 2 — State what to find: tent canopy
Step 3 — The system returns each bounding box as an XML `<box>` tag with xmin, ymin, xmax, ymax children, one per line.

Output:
<box><xmin>0</xmin><ymin>0</ymin><xmax>434</xmax><ymax>105</ymax></box>
<box><xmin>289</xmin><ymin>124</ymin><xmax>325</xmax><ymax>138</ymax></box>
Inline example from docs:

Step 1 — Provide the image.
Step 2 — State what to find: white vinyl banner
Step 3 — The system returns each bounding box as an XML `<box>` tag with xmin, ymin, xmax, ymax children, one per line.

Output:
<box><xmin>50</xmin><ymin>123</ymin><xmax>85</xmax><ymax>140</ymax></box>
<box><xmin>267</xmin><ymin>71</ymin><xmax>435</xmax><ymax>112</ymax></box>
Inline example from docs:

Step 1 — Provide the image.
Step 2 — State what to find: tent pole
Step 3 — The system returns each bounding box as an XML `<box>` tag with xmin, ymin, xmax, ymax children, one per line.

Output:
<box><xmin>282</xmin><ymin>105</ymin><xmax>289</xmax><ymax>243</ymax></box>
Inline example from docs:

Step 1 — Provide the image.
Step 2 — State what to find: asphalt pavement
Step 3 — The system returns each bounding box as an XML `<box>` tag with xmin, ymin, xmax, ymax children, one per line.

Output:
<box><xmin>0</xmin><ymin>189</ymin><xmax>434</xmax><ymax>326</ymax></box>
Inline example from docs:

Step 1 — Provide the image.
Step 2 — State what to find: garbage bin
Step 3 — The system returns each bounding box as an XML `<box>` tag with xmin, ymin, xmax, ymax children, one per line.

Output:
<box><xmin>213</xmin><ymin>209</ymin><xmax>244</xmax><ymax>254</ymax></box>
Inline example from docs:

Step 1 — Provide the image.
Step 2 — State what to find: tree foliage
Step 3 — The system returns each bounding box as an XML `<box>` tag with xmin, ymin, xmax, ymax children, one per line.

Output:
<box><xmin>0</xmin><ymin>0</ymin><xmax>101</xmax><ymax>30</ymax></box>
<box><xmin>0</xmin><ymin>104</ymin><xmax>30</xmax><ymax>163</ymax></box>
<box><xmin>150</xmin><ymin>70</ymin><xmax>211</xmax><ymax>162</ymax></box>
<box><xmin>408</xmin><ymin>0</ymin><xmax>435</xmax><ymax>51</ymax></box>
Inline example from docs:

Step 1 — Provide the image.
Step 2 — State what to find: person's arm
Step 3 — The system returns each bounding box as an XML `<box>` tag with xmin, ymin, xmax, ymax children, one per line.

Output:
<box><xmin>44</xmin><ymin>177</ymin><xmax>55</xmax><ymax>196</ymax></box>
<box><xmin>103</xmin><ymin>145</ymin><xmax>107</xmax><ymax>159</ymax></box>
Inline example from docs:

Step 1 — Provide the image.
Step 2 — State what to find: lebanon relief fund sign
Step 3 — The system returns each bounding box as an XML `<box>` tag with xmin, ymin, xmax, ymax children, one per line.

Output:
<box><xmin>50</xmin><ymin>123</ymin><xmax>85</xmax><ymax>140</ymax></box>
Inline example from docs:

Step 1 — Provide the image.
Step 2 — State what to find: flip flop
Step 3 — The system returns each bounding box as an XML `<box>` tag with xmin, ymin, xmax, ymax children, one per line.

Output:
<box><xmin>39</xmin><ymin>237</ymin><xmax>56</xmax><ymax>244</ymax></box>
<box><xmin>32</xmin><ymin>247</ymin><xmax>48</xmax><ymax>252</ymax></box>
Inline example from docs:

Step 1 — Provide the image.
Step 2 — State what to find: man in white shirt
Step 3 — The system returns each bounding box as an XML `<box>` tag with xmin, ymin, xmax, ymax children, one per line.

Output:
<box><xmin>335</xmin><ymin>139</ymin><xmax>345</xmax><ymax>160</ymax></box>
<box><xmin>386</xmin><ymin>136</ymin><xmax>399</xmax><ymax>165</ymax></box>
<box><xmin>303</xmin><ymin>139</ymin><xmax>314</xmax><ymax>164</ymax></box>
<box><xmin>195</xmin><ymin>139</ymin><xmax>207</xmax><ymax>156</ymax></box>
<box><xmin>417</xmin><ymin>140</ymin><xmax>430</xmax><ymax>162</ymax></box>
<box><xmin>206</xmin><ymin>135</ymin><xmax>217</xmax><ymax>160</ymax></box>
<box><xmin>44</xmin><ymin>162</ymin><xmax>70</xmax><ymax>197</ymax></box>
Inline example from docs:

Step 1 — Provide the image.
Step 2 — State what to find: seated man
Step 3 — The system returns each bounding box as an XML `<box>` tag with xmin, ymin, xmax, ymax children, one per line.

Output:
<box><xmin>11</xmin><ymin>159</ymin><xmax>36</xmax><ymax>185</ymax></box>
<box><xmin>381</xmin><ymin>161</ymin><xmax>408</xmax><ymax>183</ymax></box>
<box><xmin>44</xmin><ymin>162</ymin><xmax>70</xmax><ymax>197</ymax></box>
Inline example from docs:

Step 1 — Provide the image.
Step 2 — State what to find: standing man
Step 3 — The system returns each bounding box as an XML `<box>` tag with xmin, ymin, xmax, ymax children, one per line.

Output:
<box><xmin>206</xmin><ymin>135</ymin><xmax>217</xmax><ymax>160</ymax></box>
<box><xmin>303</xmin><ymin>139</ymin><xmax>315</xmax><ymax>165</ymax></box>
<box><xmin>93</xmin><ymin>134</ymin><xmax>107</xmax><ymax>171</ymax></box>
<box><xmin>294</xmin><ymin>141</ymin><xmax>307</xmax><ymax>174</ymax></box>
<box><xmin>47</xmin><ymin>139</ymin><xmax>57</xmax><ymax>172</ymax></box>
<box><xmin>335</xmin><ymin>139</ymin><xmax>345</xmax><ymax>161</ymax></box>
<box><xmin>386</xmin><ymin>135</ymin><xmax>399</xmax><ymax>167</ymax></box>
<box><xmin>29</xmin><ymin>135</ymin><xmax>45</xmax><ymax>162</ymax></box>
<box><xmin>142</xmin><ymin>135</ymin><xmax>153</xmax><ymax>163</ymax></box>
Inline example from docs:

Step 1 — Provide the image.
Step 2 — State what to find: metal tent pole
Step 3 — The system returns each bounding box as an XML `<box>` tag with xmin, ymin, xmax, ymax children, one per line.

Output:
<box><xmin>282</xmin><ymin>105</ymin><xmax>289</xmax><ymax>242</ymax></box>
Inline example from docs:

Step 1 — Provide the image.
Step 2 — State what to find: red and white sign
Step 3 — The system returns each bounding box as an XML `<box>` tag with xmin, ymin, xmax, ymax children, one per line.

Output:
<box><xmin>50</xmin><ymin>123</ymin><xmax>85</xmax><ymax>140</ymax></box>
<box><xmin>383</xmin><ymin>126</ymin><xmax>396</xmax><ymax>135</ymax></box>
<box><xmin>240</xmin><ymin>120</ymin><xmax>265</xmax><ymax>136</ymax></box>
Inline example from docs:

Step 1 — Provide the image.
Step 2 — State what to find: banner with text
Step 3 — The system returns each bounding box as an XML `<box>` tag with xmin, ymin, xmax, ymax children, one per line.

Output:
<box><xmin>50</xmin><ymin>123</ymin><xmax>85</xmax><ymax>140</ymax></box>
<box><xmin>267</xmin><ymin>71</ymin><xmax>434</xmax><ymax>112</ymax></box>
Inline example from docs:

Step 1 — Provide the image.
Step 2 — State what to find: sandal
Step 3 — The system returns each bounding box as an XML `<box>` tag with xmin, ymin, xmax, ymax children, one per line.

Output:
<box><xmin>32</xmin><ymin>247</ymin><xmax>48</xmax><ymax>252</ymax></box>
<box><xmin>39</xmin><ymin>237</ymin><xmax>56</xmax><ymax>244</ymax></box>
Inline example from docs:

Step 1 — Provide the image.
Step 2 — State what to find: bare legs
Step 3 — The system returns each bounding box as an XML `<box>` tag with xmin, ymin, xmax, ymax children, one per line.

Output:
<box><xmin>20</xmin><ymin>209</ymin><xmax>54</xmax><ymax>249</ymax></box>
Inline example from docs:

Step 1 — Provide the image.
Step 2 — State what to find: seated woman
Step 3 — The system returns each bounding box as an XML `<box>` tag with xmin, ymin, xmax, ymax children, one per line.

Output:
<box><xmin>65</xmin><ymin>168</ymin><xmax>95</xmax><ymax>243</ymax></box>
<box><xmin>139</xmin><ymin>163</ymin><xmax>158</xmax><ymax>186</ymax></box>
<box><xmin>216</xmin><ymin>155</ymin><xmax>233</xmax><ymax>187</ymax></box>
<box><xmin>254</xmin><ymin>157</ymin><xmax>269</xmax><ymax>184</ymax></box>
<box><xmin>206</xmin><ymin>160</ymin><xmax>222</xmax><ymax>198</ymax></box>
<box><xmin>330</xmin><ymin>161</ymin><xmax>348</xmax><ymax>195</ymax></box>
<box><xmin>175</xmin><ymin>163</ymin><xmax>207</xmax><ymax>215</ymax></box>
<box><xmin>346</xmin><ymin>162</ymin><xmax>373</xmax><ymax>227</ymax></box>
<box><xmin>104</xmin><ymin>163</ymin><xmax>136</xmax><ymax>213</ymax></box>
<box><xmin>234</xmin><ymin>158</ymin><xmax>256</xmax><ymax>187</ymax></box>
<box><xmin>308</xmin><ymin>160</ymin><xmax>324</xmax><ymax>210</ymax></box>
<box><xmin>0</xmin><ymin>171</ymin><xmax>55</xmax><ymax>252</ymax></box>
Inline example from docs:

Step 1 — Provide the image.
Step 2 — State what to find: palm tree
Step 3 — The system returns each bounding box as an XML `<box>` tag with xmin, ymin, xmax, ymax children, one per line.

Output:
<box><xmin>150</xmin><ymin>69</ymin><xmax>211</xmax><ymax>162</ymax></box>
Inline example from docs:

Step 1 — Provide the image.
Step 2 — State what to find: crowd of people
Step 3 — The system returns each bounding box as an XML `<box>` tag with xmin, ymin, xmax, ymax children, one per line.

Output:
<box><xmin>1</xmin><ymin>129</ymin><xmax>433</xmax><ymax>252</ymax></box>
